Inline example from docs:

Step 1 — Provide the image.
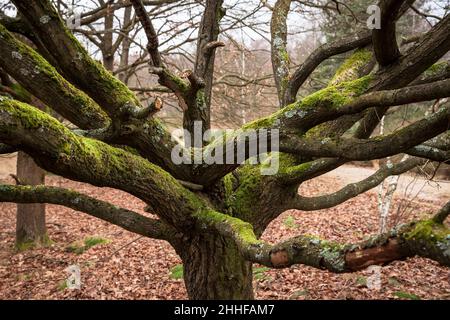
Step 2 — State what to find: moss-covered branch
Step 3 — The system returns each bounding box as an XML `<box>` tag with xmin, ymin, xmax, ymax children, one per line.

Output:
<box><xmin>283</xmin><ymin>32</ymin><xmax>372</xmax><ymax>105</ymax></box>
<box><xmin>354</xmin><ymin>14</ymin><xmax>450</xmax><ymax>140</ymax></box>
<box><xmin>0</xmin><ymin>23</ymin><xmax>109</xmax><ymax>129</ymax></box>
<box><xmin>195</xmin><ymin>209</ymin><xmax>450</xmax><ymax>272</ymax></box>
<box><xmin>412</xmin><ymin>60</ymin><xmax>450</xmax><ymax>85</ymax></box>
<box><xmin>0</xmin><ymin>184</ymin><xmax>178</xmax><ymax>242</ymax></box>
<box><xmin>0</xmin><ymin>97</ymin><xmax>206</xmax><ymax>229</ymax></box>
<box><xmin>195</xmin><ymin>79</ymin><xmax>449</xmax><ymax>185</ymax></box>
<box><xmin>329</xmin><ymin>49</ymin><xmax>373</xmax><ymax>86</ymax></box>
<box><xmin>6</xmin><ymin>0</ymin><xmax>215</xmax><ymax>180</ymax></box>
<box><xmin>245</xmin><ymin>48</ymin><xmax>375</xmax><ymax>135</ymax></box>
<box><xmin>279</xmin><ymin>105</ymin><xmax>450</xmax><ymax>161</ymax></box>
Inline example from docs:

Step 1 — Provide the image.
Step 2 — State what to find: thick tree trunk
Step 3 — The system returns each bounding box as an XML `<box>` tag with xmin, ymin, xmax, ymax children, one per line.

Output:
<box><xmin>181</xmin><ymin>234</ymin><xmax>254</xmax><ymax>300</ymax></box>
<box><xmin>16</xmin><ymin>151</ymin><xmax>48</xmax><ymax>249</ymax></box>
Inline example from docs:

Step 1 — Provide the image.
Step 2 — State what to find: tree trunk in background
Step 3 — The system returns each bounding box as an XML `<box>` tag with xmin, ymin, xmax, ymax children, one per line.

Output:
<box><xmin>102</xmin><ymin>3</ymin><xmax>115</xmax><ymax>72</ymax></box>
<box><xmin>118</xmin><ymin>5</ymin><xmax>132</xmax><ymax>84</ymax></box>
<box><xmin>15</xmin><ymin>152</ymin><xmax>48</xmax><ymax>249</ymax></box>
<box><xmin>182</xmin><ymin>234</ymin><xmax>254</xmax><ymax>300</ymax></box>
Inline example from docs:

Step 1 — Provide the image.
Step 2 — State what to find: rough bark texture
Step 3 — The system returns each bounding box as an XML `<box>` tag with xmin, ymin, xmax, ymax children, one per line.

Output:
<box><xmin>181</xmin><ymin>234</ymin><xmax>254</xmax><ymax>300</ymax></box>
<box><xmin>271</xmin><ymin>0</ymin><xmax>291</xmax><ymax>106</ymax></box>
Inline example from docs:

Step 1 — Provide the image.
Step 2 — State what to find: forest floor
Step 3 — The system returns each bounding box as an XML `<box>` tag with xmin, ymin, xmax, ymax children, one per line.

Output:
<box><xmin>0</xmin><ymin>169</ymin><xmax>448</xmax><ymax>300</ymax></box>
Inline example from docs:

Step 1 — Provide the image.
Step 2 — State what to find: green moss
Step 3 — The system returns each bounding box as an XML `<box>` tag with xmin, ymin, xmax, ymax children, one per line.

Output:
<box><xmin>84</xmin><ymin>236</ymin><xmax>110</xmax><ymax>248</ymax></box>
<box><xmin>221</xmin><ymin>153</ymin><xmax>298</xmax><ymax>220</ymax></box>
<box><xmin>57</xmin><ymin>280</ymin><xmax>68</xmax><ymax>291</ymax></box>
<box><xmin>393</xmin><ymin>291</ymin><xmax>421</xmax><ymax>300</ymax></box>
<box><xmin>66</xmin><ymin>236</ymin><xmax>110</xmax><ymax>254</ymax></box>
<box><xmin>321</xmin><ymin>239</ymin><xmax>346</xmax><ymax>252</ymax></box>
<box><xmin>169</xmin><ymin>264</ymin><xmax>184</xmax><ymax>280</ymax></box>
<box><xmin>165</xmin><ymin>70</ymin><xmax>190</xmax><ymax>93</ymax></box>
<box><xmin>356</xmin><ymin>275</ymin><xmax>367</xmax><ymax>286</ymax></box>
<box><xmin>341</xmin><ymin>75</ymin><xmax>373</xmax><ymax>96</ymax></box>
<box><xmin>222</xmin><ymin>173</ymin><xmax>236</xmax><ymax>213</ymax></box>
<box><xmin>302</xmin><ymin>75</ymin><xmax>373</xmax><ymax>110</ymax></box>
<box><xmin>229</xmin><ymin>218</ymin><xmax>260</xmax><ymax>244</ymax></box>
<box><xmin>279</xmin><ymin>48</ymin><xmax>290</xmax><ymax>91</ymax></box>
<box><xmin>280</xmin><ymin>161</ymin><xmax>313</xmax><ymax>178</ymax></box>
<box><xmin>229</xmin><ymin>166</ymin><xmax>263</xmax><ymax>220</ymax></box>
<box><xmin>3</xmin><ymin>99</ymin><xmax>48</xmax><ymax>129</ymax></box>
<box><xmin>194</xmin><ymin>208</ymin><xmax>260</xmax><ymax>245</ymax></box>
<box><xmin>304</xmin><ymin>237</ymin><xmax>346</xmax><ymax>271</ymax></box>
<box><xmin>15</xmin><ymin>233</ymin><xmax>52</xmax><ymax>251</ymax></box>
<box><xmin>79</xmin><ymin>138</ymin><xmax>103</xmax><ymax>159</ymax></box>
<box><xmin>301</xmin><ymin>86</ymin><xmax>349</xmax><ymax>109</ymax></box>
<box><xmin>15</xmin><ymin>240</ymin><xmax>36</xmax><ymax>252</ymax></box>
<box><xmin>329</xmin><ymin>48</ymin><xmax>372</xmax><ymax>85</ymax></box>
<box><xmin>57</xmin><ymin>280</ymin><xmax>69</xmax><ymax>291</ymax></box>
<box><xmin>320</xmin><ymin>247</ymin><xmax>346</xmax><ymax>271</ymax></box>
<box><xmin>303</xmin><ymin>125</ymin><xmax>324</xmax><ymax>139</ymax></box>
<box><xmin>244</xmin><ymin>73</ymin><xmax>372</xmax><ymax>132</ymax></box>
<box><xmin>280</xmin><ymin>48</ymin><xmax>289</xmax><ymax>64</ymax></box>
<box><xmin>274</xmin><ymin>153</ymin><xmax>301</xmax><ymax>175</ymax></box>
<box><xmin>283</xmin><ymin>215</ymin><xmax>297</xmax><ymax>229</ymax></box>
<box><xmin>243</xmin><ymin>110</ymin><xmax>283</xmax><ymax>130</ymax></box>
<box><xmin>0</xmin><ymin>99</ymin><xmax>75</xmax><ymax>158</ymax></box>
<box><xmin>223</xmin><ymin>173</ymin><xmax>234</xmax><ymax>198</ymax></box>
<box><xmin>66</xmin><ymin>244</ymin><xmax>83</xmax><ymax>254</ymax></box>
<box><xmin>253</xmin><ymin>266</ymin><xmax>271</xmax><ymax>281</ymax></box>
<box><xmin>0</xmin><ymin>24</ymin><xmax>108</xmax><ymax>125</ymax></box>
<box><xmin>404</xmin><ymin>220</ymin><xmax>449</xmax><ymax>243</ymax></box>
<box><xmin>195</xmin><ymin>89</ymin><xmax>206</xmax><ymax>110</ymax></box>
<box><xmin>116</xmin><ymin>145</ymin><xmax>141</xmax><ymax>156</ymax></box>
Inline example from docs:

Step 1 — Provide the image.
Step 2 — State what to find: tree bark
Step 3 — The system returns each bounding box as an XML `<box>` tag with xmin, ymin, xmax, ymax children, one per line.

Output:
<box><xmin>102</xmin><ymin>3</ymin><xmax>115</xmax><ymax>72</ymax></box>
<box><xmin>118</xmin><ymin>5</ymin><xmax>132</xmax><ymax>84</ymax></box>
<box><xmin>16</xmin><ymin>152</ymin><xmax>48</xmax><ymax>249</ymax></box>
<box><xmin>181</xmin><ymin>234</ymin><xmax>254</xmax><ymax>300</ymax></box>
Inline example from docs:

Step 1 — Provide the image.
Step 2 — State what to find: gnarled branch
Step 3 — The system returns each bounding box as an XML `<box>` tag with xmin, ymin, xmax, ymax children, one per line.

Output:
<box><xmin>283</xmin><ymin>31</ymin><xmax>372</xmax><ymax>105</ymax></box>
<box><xmin>0</xmin><ymin>97</ymin><xmax>205</xmax><ymax>230</ymax></box>
<box><xmin>0</xmin><ymin>184</ymin><xmax>177</xmax><ymax>242</ymax></box>
<box><xmin>280</xmin><ymin>105</ymin><xmax>450</xmax><ymax>161</ymax></box>
<box><xmin>290</xmin><ymin>157</ymin><xmax>424</xmax><ymax>210</ymax></box>
<box><xmin>0</xmin><ymin>23</ymin><xmax>109</xmax><ymax>129</ymax></box>
<box><xmin>195</xmin><ymin>208</ymin><xmax>449</xmax><ymax>272</ymax></box>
